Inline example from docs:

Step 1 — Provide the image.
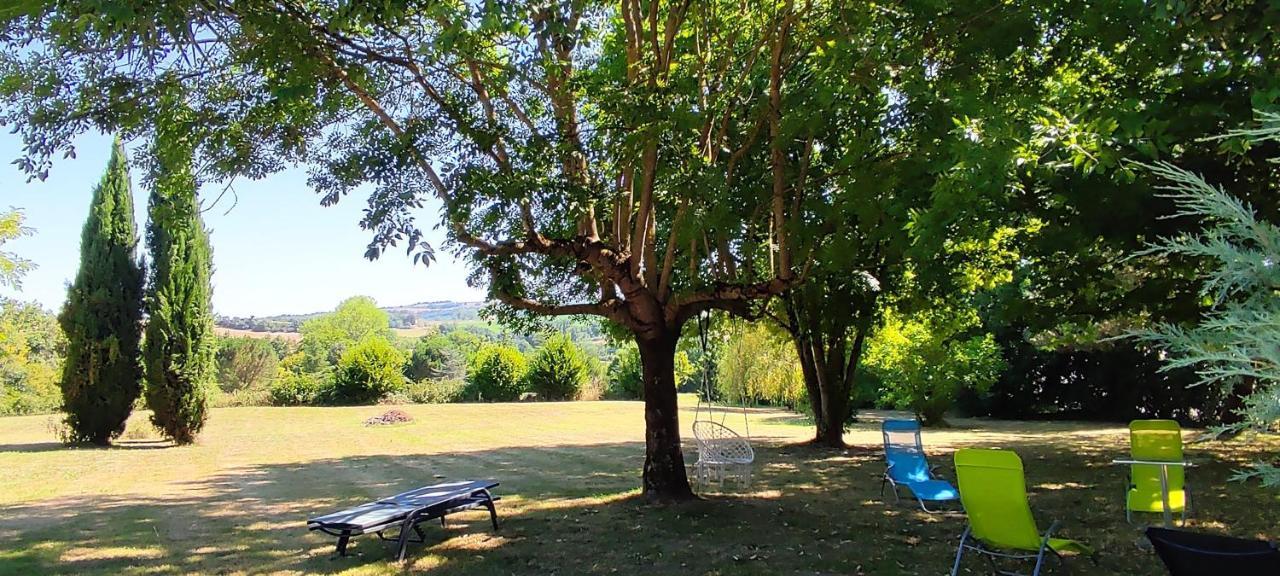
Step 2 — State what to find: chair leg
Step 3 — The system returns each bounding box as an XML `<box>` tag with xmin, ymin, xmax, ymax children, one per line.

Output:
<box><xmin>950</xmin><ymin>526</ymin><xmax>971</xmax><ymax>576</ymax></box>
<box><xmin>396</xmin><ymin>527</ymin><xmax>412</xmax><ymax>562</ymax></box>
<box><xmin>1031</xmin><ymin>543</ymin><xmax>1049</xmax><ymax>576</ymax></box>
<box><xmin>918</xmin><ymin>496</ymin><xmax>942</xmax><ymax>514</ymax></box>
<box><xmin>1182</xmin><ymin>486</ymin><xmax>1190</xmax><ymax>525</ymax></box>
<box><xmin>484</xmin><ymin>496</ymin><xmax>500</xmax><ymax>530</ymax></box>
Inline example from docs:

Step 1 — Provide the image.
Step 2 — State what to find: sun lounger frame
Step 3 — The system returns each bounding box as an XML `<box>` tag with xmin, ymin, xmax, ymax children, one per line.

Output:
<box><xmin>307</xmin><ymin>480</ymin><xmax>500</xmax><ymax>562</ymax></box>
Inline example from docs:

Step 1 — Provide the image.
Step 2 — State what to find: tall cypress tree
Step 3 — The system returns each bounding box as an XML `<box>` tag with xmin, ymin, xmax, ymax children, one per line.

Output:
<box><xmin>142</xmin><ymin>121</ymin><xmax>214</xmax><ymax>445</ymax></box>
<box><xmin>59</xmin><ymin>138</ymin><xmax>145</xmax><ymax>445</ymax></box>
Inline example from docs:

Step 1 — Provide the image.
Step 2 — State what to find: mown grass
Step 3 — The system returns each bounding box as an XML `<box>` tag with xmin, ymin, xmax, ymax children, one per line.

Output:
<box><xmin>1</xmin><ymin>398</ymin><xmax>1277</xmax><ymax>575</ymax></box>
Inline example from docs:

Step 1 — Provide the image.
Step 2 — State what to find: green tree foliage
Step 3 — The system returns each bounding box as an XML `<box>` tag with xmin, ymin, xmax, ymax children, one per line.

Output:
<box><xmin>299</xmin><ymin>297</ymin><xmax>393</xmax><ymax>371</ymax></box>
<box><xmin>0</xmin><ymin>0</ymin><xmax>843</xmax><ymax>499</ymax></box>
<box><xmin>331</xmin><ymin>337</ymin><xmax>407</xmax><ymax>404</ymax></box>
<box><xmin>608</xmin><ymin>345</ymin><xmax>643</xmax><ymax>400</ymax></box>
<box><xmin>608</xmin><ymin>344</ymin><xmax>691</xmax><ymax>401</ymax></box>
<box><xmin>0</xmin><ymin>209</ymin><xmax>34</xmax><ymax>289</ymax></box>
<box><xmin>142</xmin><ymin>118</ymin><xmax>215</xmax><ymax>444</ymax></box>
<box><xmin>864</xmin><ymin>307</ymin><xmax>1005</xmax><ymax>426</ymax></box>
<box><xmin>268</xmin><ymin>371</ymin><xmax>327</xmax><ymax>407</ymax></box>
<box><xmin>215</xmin><ymin>337</ymin><xmax>278</xmax><ymax>392</ymax></box>
<box><xmin>1129</xmin><ymin>113</ymin><xmax>1280</xmax><ymax>487</ymax></box>
<box><xmin>715</xmin><ymin>323</ymin><xmax>804</xmax><ymax>409</ymax></box>
<box><xmin>403</xmin><ymin>378</ymin><xmax>467</xmax><ymax>404</ymax></box>
<box><xmin>58</xmin><ymin>139</ymin><xmax>145</xmax><ymax>445</ymax></box>
<box><xmin>404</xmin><ymin>333</ymin><xmax>466</xmax><ymax>382</ymax></box>
<box><xmin>0</xmin><ymin>299</ymin><xmax>64</xmax><ymax>415</ymax></box>
<box><xmin>908</xmin><ymin>4</ymin><xmax>1280</xmax><ymax>423</ymax></box>
<box><xmin>466</xmin><ymin>344</ymin><xmax>528</xmax><ymax>402</ymax></box>
<box><xmin>526</xmin><ymin>334</ymin><xmax>588</xmax><ymax>401</ymax></box>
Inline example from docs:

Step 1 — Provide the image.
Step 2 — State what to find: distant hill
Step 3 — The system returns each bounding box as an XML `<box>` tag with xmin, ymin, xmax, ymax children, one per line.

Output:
<box><xmin>383</xmin><ymin>301</ymin><xmax>485</xmax><ymax>322</ymax></box>
<box><xmin>216</xmin><ymin>300</ymin><xmax>484</xmax><ymax>333</ymax></box>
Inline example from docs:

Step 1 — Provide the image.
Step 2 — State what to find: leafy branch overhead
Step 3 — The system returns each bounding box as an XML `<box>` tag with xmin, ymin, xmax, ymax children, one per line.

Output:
<box><xmin>0</xmin><ymin>1</ymin><xmax>842</xmax><ymax>335</ymax></box>
<box><xmin>1128</xmin><ymin>112</ymin><xmax>1280</xmax><ymax>487</ymax></box>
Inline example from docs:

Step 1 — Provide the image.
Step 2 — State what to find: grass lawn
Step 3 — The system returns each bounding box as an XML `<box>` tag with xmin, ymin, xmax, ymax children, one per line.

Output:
<box><xmin>1</xmin><ymin>398</ymin><xmax>1277</xmax><ymax>575</ymax></box>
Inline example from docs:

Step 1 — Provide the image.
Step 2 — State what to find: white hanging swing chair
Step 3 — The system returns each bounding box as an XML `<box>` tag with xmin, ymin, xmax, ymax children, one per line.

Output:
<box><xmin>691</xmin><ymin>312</ymin><xmax>755</xmax><ymax>490</ymax></box>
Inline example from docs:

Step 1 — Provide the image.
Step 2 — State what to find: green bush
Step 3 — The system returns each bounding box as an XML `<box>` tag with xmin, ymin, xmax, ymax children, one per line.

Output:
<box><xmin>405</xmin><ymin>378</ymin><xmax>467</xmax><ymax>404</ymax></box>
<box><xmin>331</xmin><ymin>337</ymin><xmax>407</xmax><ymax>404</ymax></box>
<box><xmin>466</xmin><ymin>344</ymin><xmax>527</xmax><ymax>402</ymax></box>
<box><xmin>864</xmin><ymin>307</ymin><xmax>1005</xmax><ymax>426</ymax></box>
<box><xmin>0</xmin><ymin>362</ymin><xmax>61</xmax><ymax>415</ymax></box>
<box><xmin>404</xmin><ymin>334</ymin><xmax>466</xmax><ymax>381</ymax></box>
<box><xmin>0</xmin><ymin>298</ymin><xmax>65</xmax><ymax>416</ymax></box>
<box><xmin>268</xmin><ymin>371</ymin><xmax>327</xmax><ymax>406</ymax></box>
<box><xmin>215</xmin><ymin>337</ymin><xmax>279</xmax><ymax>392</ymax></box>
<box><xmin>580</xmin><ymin>355</ymin><xmax>607</xmax><ymax>400</ymax></box>
<box><xmin>526</xmin><ymin>335</ymin><xmax>589</xmax><ymax>400</ymax></box>
<box><xmin>607</xmin><ymin>344</ymin><xmax>694</xmax><ymax>400</ymax></box>
<box><xmin>210</xmin><ymin>386</ymin><xmax>272</xmax><ymax>408</ymax></box>
<box><xmin>607</xmin><ymin>345</ymin><xmax>643</xmax><ymax>399</ymax></box>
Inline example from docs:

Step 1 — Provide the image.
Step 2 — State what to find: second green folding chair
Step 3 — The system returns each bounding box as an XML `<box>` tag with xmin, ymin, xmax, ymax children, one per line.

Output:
<box><xmin>1126</xmin><ymin>419</ymin><xmax>1190</xmax><ymax>526</ymax></box>
<box><xmin>951</xmin><ymin>448</ymin><xmax>1093</xmax><ymax>576</ymax></box>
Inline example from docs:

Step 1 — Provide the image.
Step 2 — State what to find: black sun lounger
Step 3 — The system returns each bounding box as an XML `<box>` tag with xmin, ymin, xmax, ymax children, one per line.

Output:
<box><xmin>308</xmin><ymin>479</ymin><xmax>500</xmax><ymax>561</ymax></box>
<box><xmin>1147</xmin><ymin>526</ymin><xmax>1280</xmax><ymax>575</ymax></box>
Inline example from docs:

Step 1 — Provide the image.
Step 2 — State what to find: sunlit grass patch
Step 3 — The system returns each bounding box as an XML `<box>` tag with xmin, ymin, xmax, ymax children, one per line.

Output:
<box><xmin>59</xmin><ymin>545</ymin><xmax>166</xmax><ymax>563</ymax></box>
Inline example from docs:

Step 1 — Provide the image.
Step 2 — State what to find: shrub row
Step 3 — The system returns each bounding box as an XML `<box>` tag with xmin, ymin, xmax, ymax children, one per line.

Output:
<box><xmin>257</xmin><ymin>335</ymin><xmax>594</xmax><ymax>407</ymax></box>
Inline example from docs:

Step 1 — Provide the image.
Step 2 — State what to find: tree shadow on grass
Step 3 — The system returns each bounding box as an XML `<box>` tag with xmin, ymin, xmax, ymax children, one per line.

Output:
<box><xmin>0</xmin><ymin>442</ymin><xmax>67</xmax><ymax>453</ymax></box>
<box><xmin>0</xmin><ymin>435</ymin><xmax>1276</xmax><ymax>575</ymax></box>
<box><xmin>0</xmin><ymin>439</ymin><xmax>172</xmax><ymax>454</ymax></box>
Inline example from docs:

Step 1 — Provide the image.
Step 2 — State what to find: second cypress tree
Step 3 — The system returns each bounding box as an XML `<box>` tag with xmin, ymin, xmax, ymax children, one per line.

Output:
<box><xmin>142</xmin><ymin>124</ymin><xmax>215</xmax><ymax>445</ymax></box>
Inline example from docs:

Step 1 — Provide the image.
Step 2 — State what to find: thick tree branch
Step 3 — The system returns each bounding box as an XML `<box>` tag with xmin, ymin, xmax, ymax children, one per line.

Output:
<box><xmin>670</xmin><ymin>276</ymin><xmax>797</xmax><ymax>326</ymax></box>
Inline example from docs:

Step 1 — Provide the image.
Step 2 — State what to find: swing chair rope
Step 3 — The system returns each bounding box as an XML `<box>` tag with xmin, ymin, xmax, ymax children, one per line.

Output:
<box><xmin>694</xmin><ymin>311</ymin><xmax>751</xmax><ymax>441</ymax></box>
<box><xmin>695</xmin><ymin>311</ymin><xmax>711</xmax><ymax>424</ymax></box>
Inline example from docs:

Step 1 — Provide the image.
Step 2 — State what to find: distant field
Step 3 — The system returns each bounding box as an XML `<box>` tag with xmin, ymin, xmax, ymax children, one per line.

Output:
<box><xmin>2</xmin><ymin>398</ymin><xmax>1277</xmax><ymax>575</ymax></box>
<box><xmin>214</xmin><ymin>327</ymin><xmax>302</xmax><ymax>341</ymax></box>
<box><xmin>214</xmin><ymin>326</ymin><xmax>444</xmax><ymax>341</ymax></box>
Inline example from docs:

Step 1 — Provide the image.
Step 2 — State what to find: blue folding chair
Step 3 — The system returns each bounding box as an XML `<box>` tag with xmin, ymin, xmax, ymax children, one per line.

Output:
<box><xmin>881</xmin><ymin>418</ymin><xmax>959</xmax><ymax>513</ymax></box>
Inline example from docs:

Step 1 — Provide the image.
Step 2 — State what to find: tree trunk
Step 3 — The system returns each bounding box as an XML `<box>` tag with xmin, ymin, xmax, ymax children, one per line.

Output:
<box><xmin>636</xmin><ymin>333</ymin><xmax>695</xmax><ymax>500</ymax></box>
<box><xmin>786</xmin><ymin>288</ymin><xmax>875</xmax><ymax>448</ymax></box>
<box><xmin>809</xmin><ymin>334</ymin><xmax>861</xmax><ymax>447</ymax></box>
<box><xmin>813</xmin><ymin>380</ymin><xmax>848</xmax><ymax>446</ymax></box>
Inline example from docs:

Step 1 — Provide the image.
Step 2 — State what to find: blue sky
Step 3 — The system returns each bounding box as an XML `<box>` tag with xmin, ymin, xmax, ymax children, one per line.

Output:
<box><xmin>0</xmin><ymin>131</ymin><xmax>485</xmax><ymax>316</ymax></box>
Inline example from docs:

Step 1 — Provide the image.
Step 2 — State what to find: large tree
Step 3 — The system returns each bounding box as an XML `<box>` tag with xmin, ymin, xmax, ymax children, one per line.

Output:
<box><xmin>142</xmin><ymin>102</ymin><xmax>216</xmax><ymax>445</ymax></box>
<box><xmin>57</xmin><ymin>139</ymin><xmax>145</xmax><ymax>445</ymax></box>
<box><xmin>0</xmin><ymin>1</ymin><xmax>847</xmax><ymax>498</ymax></box>
<box><xmin>299</xmin><ymin>296</ymin><xmax>394</xmax><ymax>370</ymax></box>
<box><xmin>909</xmin><ymin>1</ymin><xmax>1280</xmax><ymax>423</ymax></box>
<box><xmin>761</xmin><ymin>1</ymin><xmax>1049</xmax><ymax>444</ymax></box>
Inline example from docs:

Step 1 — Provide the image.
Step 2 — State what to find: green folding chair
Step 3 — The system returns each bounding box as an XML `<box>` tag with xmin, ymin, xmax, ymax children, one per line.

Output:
<box><xmin>1126</xmin><ymin>419</ymin><xmax>1189</xmax><ymax>525</ymax></box>
<box><xmin>951</xmin><ymin>449</ymin><xmax>1093</xmax><ymax>576</ymax></box>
